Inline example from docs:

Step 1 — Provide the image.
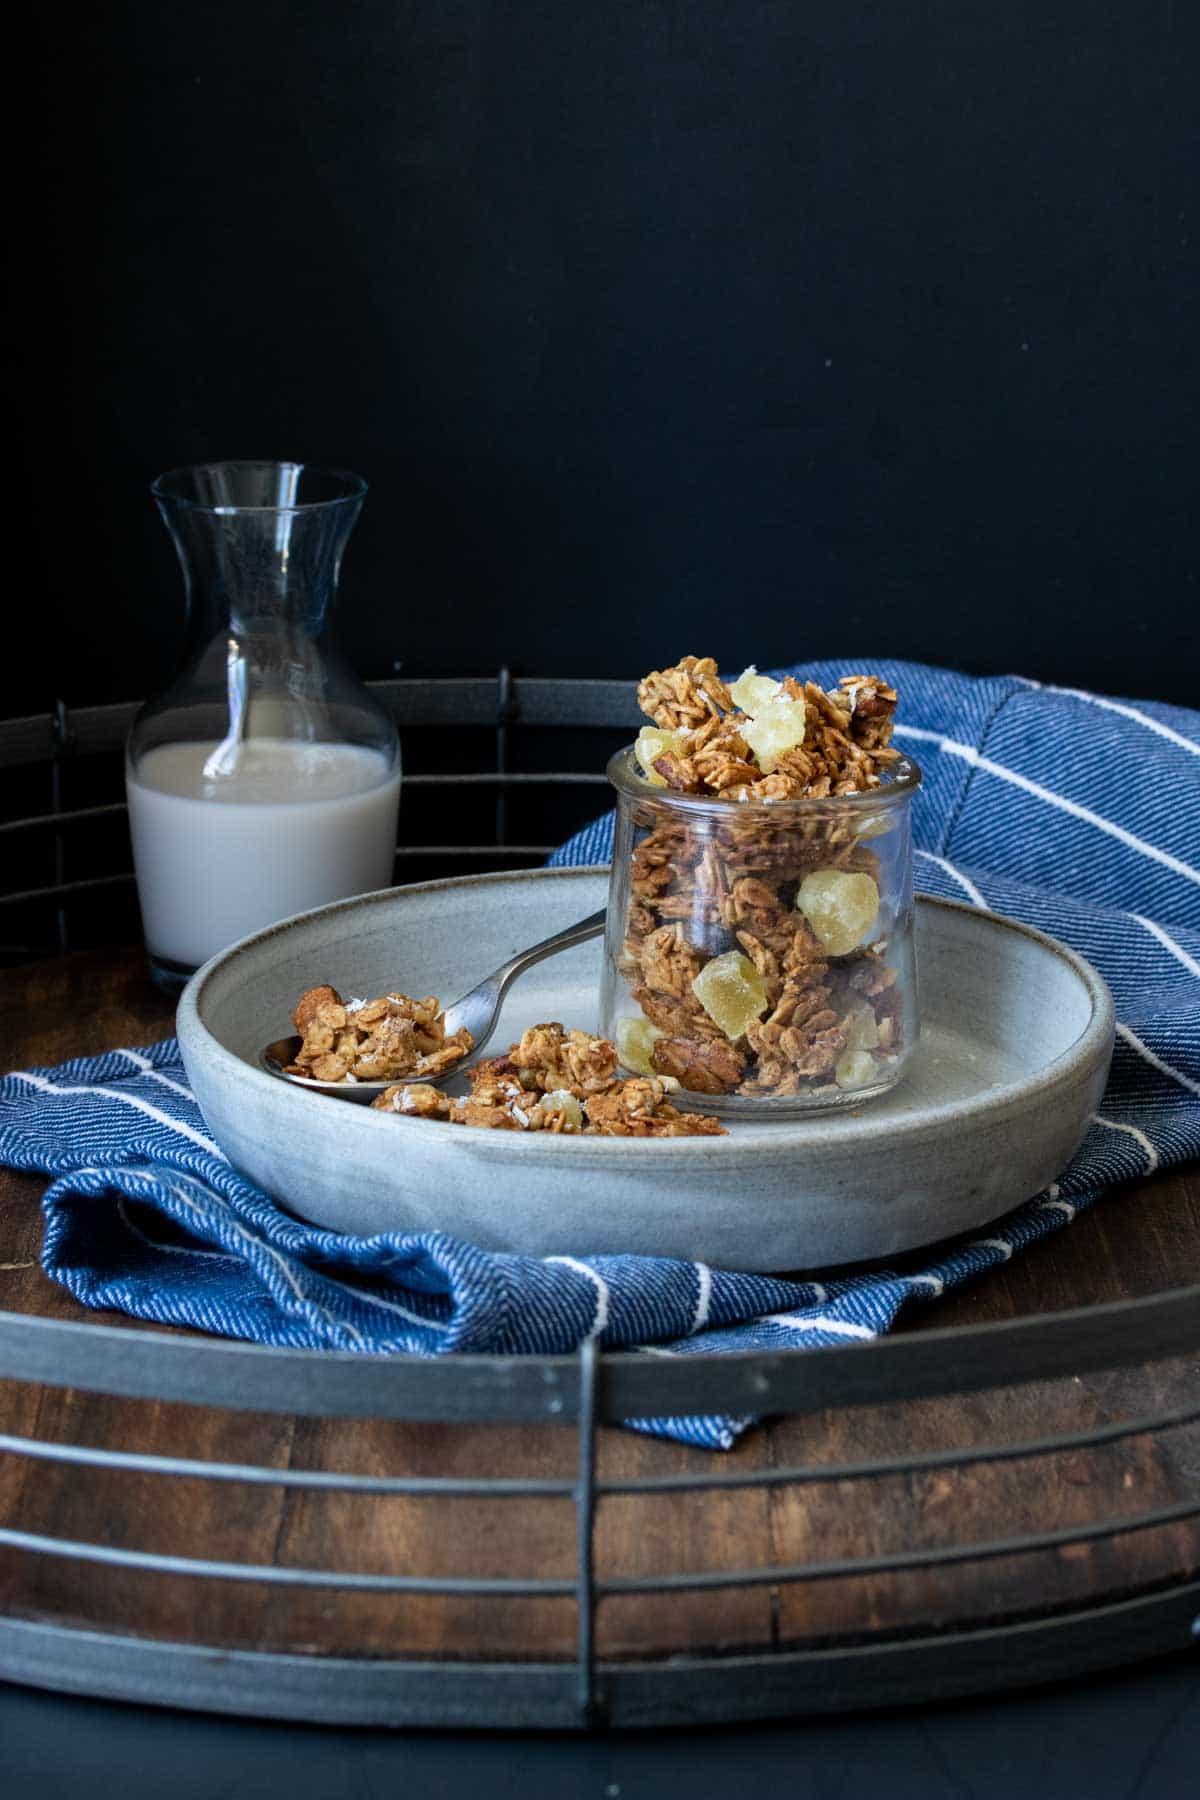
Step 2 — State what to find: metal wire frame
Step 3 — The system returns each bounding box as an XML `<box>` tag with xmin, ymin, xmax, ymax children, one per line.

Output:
<box><xmin>2</xmin><ymin>1287</ymin><xmax>1200</xmax><ymax>1723</ymax></box>
<box><xmin>1</xmin><ymin>675</ymin><xmax>1199</xmax><ymax>1725</ymax></box>
<box><xmin>0</xmin><ymin>676</ymin><xmax>639</xmax><ymax>928</ymax></box>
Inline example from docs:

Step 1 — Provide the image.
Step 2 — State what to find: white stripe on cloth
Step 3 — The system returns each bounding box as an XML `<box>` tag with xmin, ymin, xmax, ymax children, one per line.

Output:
<box><xmin>1040</xmin><ymin>1181</ymin><xmax>1076</xmax><ymax>1218</ymax></box>
<box><xmin>760</xmin><ymin>1313</ymin><xmax>876</xmax><ymax>1340</ymax></box>
<box><xmin>894</xmin><ymin>726</ymin><xmax>1200</xmax><ymax>888</ymax></box>
<box><xmin>164</xmin><ymin>1181</ymin><xmax>367</xmax><ymax>1347</ymax></box>
<box><xmin>347</xmin><ymin>1285</ymin><xmax>451</xmax><ymax>1332</ymax></box>
<box><xmin>907</xmin><ymin>1273</ymin><xmax>945</xmax><ymax>1295</ymax></box>
<box><xmin>915</xmin><ymin>849</ymin><xmax>987</xmax><ymax>908</ymax></box>
<box><xmin>1115</xmin><ymin>1023</ymin><xmax>1200</xmax><ymax>1098</ymax></box>
<box><xmin>116</xmin><ymin>1194</ymin><xmax>229</xmax><ymax>1259</ymax></box>
<box><xmin>1090</xmin><ymin>1113</ymin><xmax>1160</xmax><ymax>1174</ymax></box>
<box><xmin>57</xmin><ymin>1116</ymin><xmax>449</xmax><ymax>1334</ymax></box>
<box><xmin>1131</xmin><ymin>914</ymin><xmax>1200</xmax><ymax>981</ymax></box>
<box><xmin>11</xmin><ymin>1069</ymin><xmax>223</xmax><ymax>1158</ymax></box>
<box><xmin>117</xmin><ymin>1048</ymin><xmax>199</xmax><ymax>1103</ymax></box>
<box><xmin>76</xmin><ymin>1176</ymin><xmax>378</xmax><ymax>1346</ymax></box>
<box><xmin>546</xmin><ymin>1256</ymin><xmax>611</xmax><ymax>1341</ymax></box>
<box><xmin>1039</xmin><ymin>685</ymin><xmax>1200</xmax><ymax>761</ymax></box>
<box><xmin>690</xmin><ymin>1262</ymin><xmax>713</xmax><ymax>1334</ymax></box>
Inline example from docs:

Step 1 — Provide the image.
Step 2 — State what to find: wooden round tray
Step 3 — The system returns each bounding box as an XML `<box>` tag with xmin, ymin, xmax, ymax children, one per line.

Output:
<box><xmin>2</xmin><ymin>947</ymin><xmax>1199</xmax><ymax>1728</ymax></box>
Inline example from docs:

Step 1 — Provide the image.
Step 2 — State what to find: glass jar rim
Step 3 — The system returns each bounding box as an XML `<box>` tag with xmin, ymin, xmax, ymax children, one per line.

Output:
<box><xmin>151</xmin><ymin>460</ymin><xmax>368</xmax><ymax>513</ymax></box>
<box><xmin>606</xmin><ymin>743</ymin><xmax>922</xmax><ymax>813</ymax></box>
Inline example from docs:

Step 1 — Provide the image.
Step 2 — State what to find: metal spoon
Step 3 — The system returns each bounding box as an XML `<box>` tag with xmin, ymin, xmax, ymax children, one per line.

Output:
<box><xmin>260</xmin><ymin>906</ymin><xmax>607</xmax><ymax>1102</ymax></box>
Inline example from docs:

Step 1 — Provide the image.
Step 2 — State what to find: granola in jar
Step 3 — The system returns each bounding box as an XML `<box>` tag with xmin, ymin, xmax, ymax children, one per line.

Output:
<box><xmin>600</xmin><ymin>657</ymin><xmax>921</xmax><ymax>1112</ymax></box>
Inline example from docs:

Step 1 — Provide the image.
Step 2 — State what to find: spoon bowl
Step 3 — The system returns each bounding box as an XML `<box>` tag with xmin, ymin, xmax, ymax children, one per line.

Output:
<box><xmin>259</xmin><ymin>906</ymin><xmax>606</xmax><ymax>1101</ymax></box>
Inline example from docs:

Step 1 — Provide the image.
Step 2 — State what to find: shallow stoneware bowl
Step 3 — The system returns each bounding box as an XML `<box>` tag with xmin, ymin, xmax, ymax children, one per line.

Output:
<box><xmin>176</xmin><ymin>869</ymin><xmax>1115</xmax><ymax>1271</ymax></box>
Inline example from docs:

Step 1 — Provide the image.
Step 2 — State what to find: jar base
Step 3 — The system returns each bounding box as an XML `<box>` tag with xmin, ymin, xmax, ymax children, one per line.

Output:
<box><xmin>668</xmin><ymin>1061</ymin><xmax>910</xmax><ymax>1120</ymax></box>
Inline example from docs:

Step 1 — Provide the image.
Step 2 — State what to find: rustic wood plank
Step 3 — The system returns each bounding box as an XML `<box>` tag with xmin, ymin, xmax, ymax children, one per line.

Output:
<box><xmin>768</xmin><ymin>1167</ymin><xmax>1200</xmax><ymax>1645</ymax></box>
<box><xmin>767</xmin><ymin>1359</ymin><xmax>1200</xmax><ymax>1646</ymax></box>
<box><xmin>0</xmin><ymin>945</ymin><xmax>1197</xmax><ymax>1668</ymax></box>
<box><xmin>256</xmin><ymin>1416</ymin><xmax>772</xmax><ymax>1660</ymax></box>
<box><xmin>0</xmin><ymin>1391</ymin><xmax>297</xmax><ymax>1650</ymax></box>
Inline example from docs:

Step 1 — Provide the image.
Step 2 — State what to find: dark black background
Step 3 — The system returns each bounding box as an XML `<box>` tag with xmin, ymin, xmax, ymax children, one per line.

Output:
<box><xmin>7</xmin><ymin>1</ymin><xmax>1198</xmax><ymax>721</ymax></box>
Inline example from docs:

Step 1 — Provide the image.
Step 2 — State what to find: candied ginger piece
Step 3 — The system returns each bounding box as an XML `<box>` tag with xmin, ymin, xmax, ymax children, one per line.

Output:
<box><xmin>634</xmin><ymin>725</ymin><xmax>686</xmax><ymax>787</ymax></box>
<box><xmin>729</xmin><ymin>665</ymin><xmax>784</xmax><ymax>716</ymax></box>
<box><xmin>530</xmin><ymin>1089</ymin><xmax>585</xmax><ymax>1131</ymax></box>
<box><xmin>844</xmin><ymin>1004</ymin><xmax>881</xmax><ymax>1051</ymax></box>
<box><xmin>616</xmin><ymin>1015</ymin><xmax>663</xmax><ymax>1076</ymax></box>
<box><xmin>855</xmin><ymin>807</ymin><xmax>895</xmax><ymax>843</ymax></box>
<box><xmin>741</xmin><ymin>696</ymin><xmax>808</xmax><ymax>774</ymax></box>
<box><xmin>835</xmin><ymin>1049</ymin><xmax>878</xmax><ymax>1091</ymax></box>
<box><xmin>691</xmin><ymin>949</ymin><xmax>769</xmax><ymax>1040</ymax></box>
<box><xmin>796</xmin><ymin>868</ymin><xmax>880</xmax><ymax>956</ymax></box>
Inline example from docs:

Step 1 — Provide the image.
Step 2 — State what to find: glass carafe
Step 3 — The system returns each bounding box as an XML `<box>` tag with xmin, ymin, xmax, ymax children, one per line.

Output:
<box><xmin>126</xmin><ymin>461</ymin><xmax>401</xmax><ymax>992</ymax></box>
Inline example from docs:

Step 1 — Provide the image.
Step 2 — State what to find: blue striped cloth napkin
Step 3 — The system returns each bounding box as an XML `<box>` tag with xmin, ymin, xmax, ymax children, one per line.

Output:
<box><xmin>2</xmin><ymin>662</ymin><xmax>1198</xmax><ymax>1449</ymax></box>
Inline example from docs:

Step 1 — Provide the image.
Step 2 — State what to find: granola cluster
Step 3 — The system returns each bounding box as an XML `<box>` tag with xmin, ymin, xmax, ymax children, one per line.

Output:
<box><xmin>373</xmin><ymin>1022</ymin><xmax>725</xmax><ymax>1137</ymax></box>
<box><xmin>615</xmin><ymin>656</ymin><xmax>908</xmax><ymax>1102</ymax></box>
<box><xmin>635</xmin><ymin>656</ymin><xmax>900</xmax><ymax>801</ymax></box>
<box><xmin>285</xmin><ymin>984</ymin><xmax>474</xmax><ymax>1085</ymax></box>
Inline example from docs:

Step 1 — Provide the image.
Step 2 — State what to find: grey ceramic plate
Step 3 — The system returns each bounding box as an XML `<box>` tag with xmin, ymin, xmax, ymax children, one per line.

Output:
<box><xmin>177</xmin><ymin>869</ymin><xmax>1115</xmax><ymax>1271</ymax></box>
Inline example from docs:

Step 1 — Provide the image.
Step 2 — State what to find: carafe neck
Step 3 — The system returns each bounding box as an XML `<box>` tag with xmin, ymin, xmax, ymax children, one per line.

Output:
<box><xmin>157</xmin><ymin>488</ymin><xmax>361</xmax><ymax>645</ymax></box>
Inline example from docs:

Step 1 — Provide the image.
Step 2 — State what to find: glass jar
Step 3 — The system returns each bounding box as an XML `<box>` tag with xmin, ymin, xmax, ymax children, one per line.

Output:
<box><xmin>598</xmin><ymin>748</ymin><xmax>922</xmax><ymax>1115</ymax></box>
<box><xmin>126</xmin><ymin>461</ymin><xmax>401</xmax><ymax>991</ymax></box>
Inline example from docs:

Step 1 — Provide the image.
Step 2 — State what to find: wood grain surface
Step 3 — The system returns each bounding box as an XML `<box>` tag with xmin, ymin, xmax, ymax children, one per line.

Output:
<box><xmin>1</xmin><ymin>947</ymin><xmax>1198</xmax><ymax>1662</ymax></box>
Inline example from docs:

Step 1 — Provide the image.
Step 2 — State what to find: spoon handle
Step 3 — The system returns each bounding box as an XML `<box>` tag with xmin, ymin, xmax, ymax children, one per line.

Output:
<box><xmin>449</xmin><ymin>907</ymin><xmax>608</xmax><ymax>1030</ymax></box>
<box><xmin>495</xmin><ymin>906</ymin><xmax>608</xmax><ymax>985</ymax></box>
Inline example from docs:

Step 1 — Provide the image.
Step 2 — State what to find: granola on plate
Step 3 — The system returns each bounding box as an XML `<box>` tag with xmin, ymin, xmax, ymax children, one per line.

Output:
<box><xmin>284</xmin><ymin>985</ymin><xmax>474</xmax><ymax>1085</ymax></box>
<box><xmin>372</xmin><ymin>1022</ymin><xmax>725</xmax><ymax>1137</ymax></box>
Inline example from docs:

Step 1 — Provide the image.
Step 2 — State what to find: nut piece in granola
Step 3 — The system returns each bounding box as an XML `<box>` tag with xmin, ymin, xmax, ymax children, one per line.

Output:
<box><xmin>691</xmin><ymin>949</ymin><xmax>770</xmax><ymax>1040</ymax></box>
<box><xmin>840</xmin><ymin>674</ymin><xmax>899</xmax><ymax>751</ymax></box>
<box><xmin>796</xmin><ymin>869</ymin><xmax>881</xmax><ymax>958</ymax></box>
<box><xmin>649</xmin><ymin>1032</ymin><xmax>746</xmax><ymax>1095</ymax></box>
